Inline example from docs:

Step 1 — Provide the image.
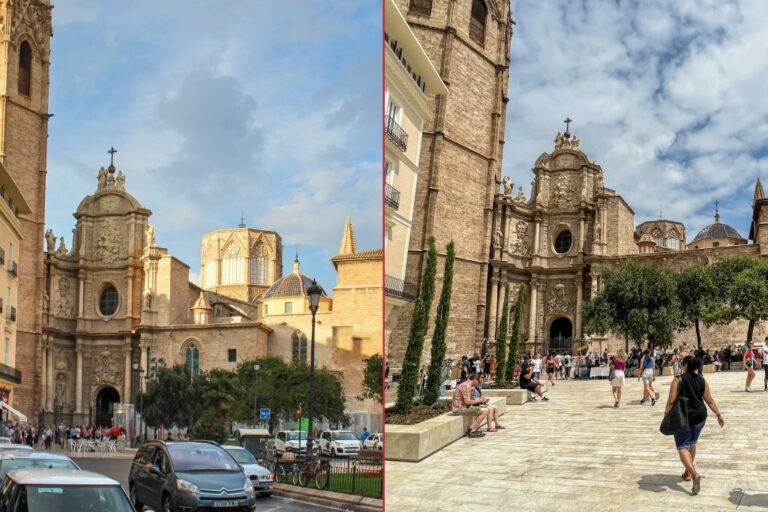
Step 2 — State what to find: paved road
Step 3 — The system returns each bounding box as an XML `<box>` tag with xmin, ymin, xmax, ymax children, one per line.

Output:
<box><xmin>386</xmin><ymin>370</ymin><xmax>768</xmax><ymax>511</ymax></box>
<box><xmin>73</xmin><ymin>457</ymin><xmax>334</xmax><ymax>511</ymax></box>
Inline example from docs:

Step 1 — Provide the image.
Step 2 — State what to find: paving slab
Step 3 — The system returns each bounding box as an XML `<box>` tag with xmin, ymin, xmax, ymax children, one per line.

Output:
<box><xmin>385</xmin><ymin>371</ymin><xmax>768</xmax><ymax>511</ymax></box>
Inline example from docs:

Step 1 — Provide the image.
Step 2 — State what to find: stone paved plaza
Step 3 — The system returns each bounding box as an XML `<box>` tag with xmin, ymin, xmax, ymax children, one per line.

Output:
<box><xmin>386</xmin><ymin>370</ymin><xmax>768</xmax><ymax>511</ymax></box>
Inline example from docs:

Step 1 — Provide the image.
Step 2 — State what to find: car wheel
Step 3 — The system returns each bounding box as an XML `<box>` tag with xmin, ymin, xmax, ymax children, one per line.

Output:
<box><xmin>129</xmin><ymin>483</ymin><xmax>143</xmax><ymax>511</ymax></box>
<box><xmin>260</xmin><ymin>492</ymin><xmax>272</xmax><ymax>498</ymax></box>
<box><xmin>162</xmin><ymin>493</ymin><xmax>175</xmax><ymax>512</ymax></box>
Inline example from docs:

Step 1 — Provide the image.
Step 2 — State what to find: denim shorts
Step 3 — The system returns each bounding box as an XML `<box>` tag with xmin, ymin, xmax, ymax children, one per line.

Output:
<box><xmin>673</xmin><ymin>420</ymin><xmax>705</xmax><ymax>450</ymax></box>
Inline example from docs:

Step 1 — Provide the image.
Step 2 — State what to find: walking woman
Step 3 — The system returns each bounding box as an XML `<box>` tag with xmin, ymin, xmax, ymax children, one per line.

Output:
<box><xmin>664</xmin><ymin>356</ymin><xmax>725</xmax><ymax>496</ymax></box>
<box><xmin>545</xmin><ymin>352</ymin><xmax>557</xmax><ymax>387</ymax></box>
<box><xmin>744</xmin><ymin>341</ymin><xmax>757</xmax><ymax>392</ymax></box>
<box><xmin>611</xmin><ymin>349</ymin><xmax>627</xmax><ymax>408</ymax></box>
<box><xmin>671</xmin><ymin>348</ymin><xmax>681</xmax><ymax>377</ymax></box>
<box><xmin>638</xmin><ymin>349</ymin><xmax>659</xmax><ymax>405</ymax></box>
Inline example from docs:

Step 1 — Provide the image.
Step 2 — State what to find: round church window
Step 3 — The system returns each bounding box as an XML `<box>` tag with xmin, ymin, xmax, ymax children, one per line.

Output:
<box><xmin>554</xmin><ymin>230</ymin><xmax>573</xmax><ymax>254</ymax></box>
<box><xmin>99</xmin><ymin>286</ymin><xmax>119</xmax><ymax>316</ymax></box>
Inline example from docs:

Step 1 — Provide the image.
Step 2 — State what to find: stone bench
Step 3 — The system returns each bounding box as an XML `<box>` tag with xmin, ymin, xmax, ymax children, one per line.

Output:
<box><xmin>662</xmin><ymin>366</ymin><xmax>675</xmax><ymax>376</ymax></box>
<box><xmin>703</xmin><ymin>364</ymin><xmax>715</xmax><ymax>373</ymax></box>
<box><xmin>483</xmin><ymin>388</ymin><xmax>530</xmax><ymax>405</ymax></box>
<box><xmin>385</xmin><ymin>396</ymin><xmax>507</xmax><ymax>462</ymax></box>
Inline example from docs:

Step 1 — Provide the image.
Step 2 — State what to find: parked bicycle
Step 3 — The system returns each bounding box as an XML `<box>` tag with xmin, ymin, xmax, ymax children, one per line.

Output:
<box><xmin>294</xmin><ymin>458</ymin><xmax>331</xmax><ymax>489</ymax></box>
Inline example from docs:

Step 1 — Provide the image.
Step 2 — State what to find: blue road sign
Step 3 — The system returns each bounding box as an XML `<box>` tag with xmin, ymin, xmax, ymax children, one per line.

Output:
<box><xmin>260</xmin><ymin>408</ymin><xmax>271</xmax><ymax>420</ymax></box>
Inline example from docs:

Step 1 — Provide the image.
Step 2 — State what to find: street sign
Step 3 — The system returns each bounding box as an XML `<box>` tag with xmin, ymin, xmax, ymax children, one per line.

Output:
<box><xmin>259</xmin><ymin>408</ymin><xmax>270</xmax><ymax>420</ymax></box>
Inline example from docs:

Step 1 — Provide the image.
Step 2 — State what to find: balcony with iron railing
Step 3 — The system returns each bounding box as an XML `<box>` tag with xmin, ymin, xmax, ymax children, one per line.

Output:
<box><xmin>385</xmin><ymin>115</ymin><xmax>408</xmax><ymax>152</ymax></box>
<box><xmin>0</xmin><ymin>363</ymin><xmax>21</xmax><ymax>385</ymax></box>
<box><xmin>7</xmin><ymin>261</ymin><xmax>16</xmax><ymax>278</ymax></box>
<box><xmin>385</xmin><ymin>183</ymin><xmax>401</xmax><ymax>210</ymax></box>
<box><xmin>385</xmin><ymin>275</ymin><xmax>417</xmax><ymax>303</ymax></box>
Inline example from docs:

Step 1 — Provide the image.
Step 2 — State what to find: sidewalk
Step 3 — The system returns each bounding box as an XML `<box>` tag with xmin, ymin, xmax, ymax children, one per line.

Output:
<box><xmin>272</xmin><ymin>484</ymin><xmax>382</xmax><ymax>512</ymax></box>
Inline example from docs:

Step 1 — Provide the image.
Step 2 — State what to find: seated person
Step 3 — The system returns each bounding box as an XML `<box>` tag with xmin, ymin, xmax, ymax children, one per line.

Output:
<box><xmin>519</xmin><ymin>364</ymin><xmax>548</xmax><ymax>401</ymax></box>
<box><xmin>451</xmin><ymin>372</ymin><xmax>491</xmax><ymax>437</ymax></box>
<box><xmin>472</xmin><ymin>373</ymin><xmax>504</xmax><ymax>431</ymax></box>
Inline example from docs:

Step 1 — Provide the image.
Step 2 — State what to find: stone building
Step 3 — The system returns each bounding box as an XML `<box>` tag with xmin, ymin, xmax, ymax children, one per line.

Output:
<box><xmin>0</xmin><ymin>0</ymin><xmax>53</xmax><ymax>423</ymax></box>
<box><xmin>387</xmin><ymin>0</ymin><xmax>514</xmax><ymax>365</ymax></box>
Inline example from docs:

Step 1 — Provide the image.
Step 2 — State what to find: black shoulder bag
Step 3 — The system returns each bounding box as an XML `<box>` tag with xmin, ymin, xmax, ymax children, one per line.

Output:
<box><xmin>660</xmin><ymin>376</ymin><xmax>689</xmax><ymax>436</ymax></box>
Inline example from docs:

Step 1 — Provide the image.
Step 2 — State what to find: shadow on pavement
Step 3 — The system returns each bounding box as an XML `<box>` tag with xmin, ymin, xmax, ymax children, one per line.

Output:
<box><xmin>729</xmin><ymin>488</ymin><xmax>768</xmax><ymax>508</ymax></box>
<box><xmin>637</xmin><ymin>474</ymin><xmax>690</xmax><ymax>495</ymax></box>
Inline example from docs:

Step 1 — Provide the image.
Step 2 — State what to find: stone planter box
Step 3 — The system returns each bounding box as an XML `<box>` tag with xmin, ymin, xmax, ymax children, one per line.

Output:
<box><xmin>483</xmin><ymin>388</ymin><xmax>530</xmax><ymax>405</ymax></box>
<box><xmin>385</xmin><ymin>396</ymin><xmax>507</xmax><ymax>462</ymax></box>
<box><xmin>703</xmin><ymin>364</ymin><xmax>715</xmax><ymax>373</ymax></box>
<box><xmin>662</xmin><ymin>367</ymin><xmax>675</xmax><ymax>376</ymax></box>
<box><xmin>731</xmin><ymin>362</ymin><xmax>743</xmax><ymax>371</ymax></box>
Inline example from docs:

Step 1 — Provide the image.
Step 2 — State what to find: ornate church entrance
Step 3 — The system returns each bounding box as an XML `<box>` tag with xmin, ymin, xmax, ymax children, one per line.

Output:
<box><xmin>95</xmin><ymin>387</ymin><xmax>120</xmax><ymax>427</ymax></box>
<box><xmin>549</xmin><ymin>317</ymin><xmax>573</xmax><ymax>353</ymax></box>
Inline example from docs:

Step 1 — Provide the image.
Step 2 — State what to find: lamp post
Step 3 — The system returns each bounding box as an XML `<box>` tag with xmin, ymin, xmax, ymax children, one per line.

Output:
<box><xmin>138</xmin><ymin>368</ymin><xmax>145</xmax><ymax>443</ymax></box>
<box><xmin>132</xmin><ymin>357</ymin><xmax>139</xmax><ymax>447</ymax></box>
<box><xmin>252</xmin><ymin>364</ymin><xmax>260</xmax><ymax>428</ymax></box>
<box><xmin>305</xmin><ymin>280</ymin><xmax>322</xmax><ymax>458</ymax></box>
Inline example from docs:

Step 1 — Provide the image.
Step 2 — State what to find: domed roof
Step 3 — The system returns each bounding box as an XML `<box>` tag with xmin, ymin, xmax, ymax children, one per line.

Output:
<box><xmin>691</xmin><ymin>210</ymin><xmax>746</xmax><ymax>243</ymax></box>
<box><xmin>263</xmin><ymin>258</ymin><xmax>326</xmax><ymax>299</ymax></box>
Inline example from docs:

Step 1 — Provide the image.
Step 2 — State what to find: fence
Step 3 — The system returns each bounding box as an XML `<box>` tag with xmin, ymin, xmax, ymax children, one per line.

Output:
<box><xmin>272</xmin><ymin>455</ymin><xmax>382</xmax><ymax>499</ymax></box>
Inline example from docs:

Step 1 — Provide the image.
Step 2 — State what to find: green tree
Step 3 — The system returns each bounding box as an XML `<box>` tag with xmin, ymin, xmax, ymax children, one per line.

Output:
<box><xmin>582</xmin><ymin>261</ymin><xmax>678</xmax><ymax>350</ymax></box>
<box><xmin>707</xmin><ymin>256</ymin><xmax>768</xmax><ymax>341</ymax></box>
<box><xmin>675</xmin><ymin>264</ymin><xmax>716</xmax><ymax>349</ymax></box>
<box><xmin>423</xmin><ymin>241</ymin><xmax>455</xmax><ymax>406</ymax></box>
<box><xmin>358</xmin><ymin>354</ymin><xmax>383</xmax><ymax>404</ymax></box>
<box><xmin>395</xmin><ymin>237</ymin><xmax>438</xmax><ymax>414</ymax></box>
<box><xmin>201</xmin><ymin>368</ymin><xmax>246</xmax><ymax>433</ymax></box>
<box><xmin>506</xmin><ymin>285</ymin><xmax>526</xmax><ymax>380</ymax></box>
<box><xmin>494</xmin><ymin>283</ymin><xmax>510</xmax><ymax>384</ymax></box>
<box><xmin>189</xmin><ymin>411</ymin><xmax>228</xmax><ymax>444</ymax></box>
<box><xmin>139</xmin><ymin>365</ymin><xmax>206</xmax><ymax>429</ymax></box>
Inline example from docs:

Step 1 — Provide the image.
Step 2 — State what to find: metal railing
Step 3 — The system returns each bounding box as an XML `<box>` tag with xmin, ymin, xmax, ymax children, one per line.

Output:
<box><xmin>7</xmin><ymin>262</ymin><xmax>16</xmax><ymax>277</ymax></box>
<box><xmin>385</xmin><ymin>115</ymin><xmax>408</xmax><ymax>152</ymax></box>
<box><xmin>0</xmin><ymin>363</ymin><xmax>21</xmax><ymax>384</ymax></box>
<box><xmin>385</xmin><ymin>183</ymin><xmax>401</xmax><ymax>210</ymax></box>
<box><xmin>385</xmin><ymin>275</ymin><xmax>417</xmax><ymax>302</ymax></box>
<box><xmin>272</xmin><ymin>456</ymin><xmax>382</xmax><ymax>499</ymax></box>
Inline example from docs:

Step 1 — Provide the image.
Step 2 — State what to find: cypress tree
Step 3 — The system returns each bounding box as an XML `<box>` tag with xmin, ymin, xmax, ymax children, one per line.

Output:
<box><xmin>506</xmin><ymin>285</ymin><xmax>526</xmax><ymax>381</ymax></box>
<box><xmin>395</xmin><ymin>237</ymin><xmax>438</xmax><ymax>414</ymax></box>
<box><xmin>494</xmin><ymin>283</ymin><xmax>510</xmax><ymax>384</ymax></box>
<box><xmin>423</xmin><ymin>241</ymin><xmax>455</xmax><ymax>406</ymax></box>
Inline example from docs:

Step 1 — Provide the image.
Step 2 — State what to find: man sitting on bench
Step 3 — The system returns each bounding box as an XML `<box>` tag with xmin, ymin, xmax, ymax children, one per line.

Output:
<box><xmin>520</xmin><ymin>364</ymin><xmax>549</xmax><ymax>401</ymax></box>
<box><xmin>451</xmin><ymin>372</ymin><xmax>491</xmax><ymax>437</ymax></box>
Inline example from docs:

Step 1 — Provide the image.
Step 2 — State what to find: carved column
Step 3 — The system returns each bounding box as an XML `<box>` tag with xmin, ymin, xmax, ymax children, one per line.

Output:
<box><xmin>78</xmin><ymin>278</ymin><xmax>85</xmax><ymax>318</ymax></box>
<box><xmin>575</xmin><ymin>276</ymin><xmax>583</xmax><ymax>342</ymax></box>
<box><xmin>487</xmin><ymin>272</ymin><xmax>499</xmax><ymax>344</ymax></box>
<box><xmin>123</xmin><ymin>346</ymin><xmax>132</xmax><ymax>404</ymax></box>
<box><xmin>139</xmin><ymin>341</ymin><xmax>149</xmax><ymax>392</ymax></box>
<box><xmin>40</xmin><ymin>343</ymin><xmax>47</xmax><ymax>411</ymax></box>
<box><xmin>579</xmin><ymin>212</ymin><xmax>585</xmax><ymax>253</ymax></box>
<box><xmin>533</xmin><ymin>215</ymin><xmax>541</xmax><ymax>255</ymax></box>
<box><xmin>46</xmin><ymin>341</ymin><xmax>54</xmax><ymax>411</ymax></box>
<box><xmin>528</xmin><ymin>279</ymin><xmax>538</xmax><ymax>349</ymax></box>
<box><xmin>75</xmin><ymin>345</ymin><xmax>83</xmax><ymax>413</ymax></box>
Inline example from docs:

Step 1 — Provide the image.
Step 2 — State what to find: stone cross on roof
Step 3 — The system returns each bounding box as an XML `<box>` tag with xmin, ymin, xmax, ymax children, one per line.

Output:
<box><xmin>107</xmin><ymin>147</ymin><xmax>117</xmax><ymax>173</ymax></box>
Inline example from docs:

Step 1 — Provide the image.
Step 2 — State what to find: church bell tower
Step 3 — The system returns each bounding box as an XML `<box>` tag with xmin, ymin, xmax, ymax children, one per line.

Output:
<box><xmin>0</xmin><ymin>0</ymin><xmax>54</xmax><ymax>416</ymax></box>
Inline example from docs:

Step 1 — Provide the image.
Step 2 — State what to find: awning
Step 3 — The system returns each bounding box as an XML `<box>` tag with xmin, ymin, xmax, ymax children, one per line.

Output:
<box><xmin>0</xmin><ymin>401</ymin><xmax>27</xmax><ymax>424</ymax></box>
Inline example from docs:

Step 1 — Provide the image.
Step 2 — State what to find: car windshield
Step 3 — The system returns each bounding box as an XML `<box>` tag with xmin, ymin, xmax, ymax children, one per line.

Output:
<box><xmin>0</xmin><ymin>446</ymin><xmax>32</xmax><ymax>452</ymax></box>
<box><xmin>24</xmin><ymin>484</ymin><xmax>134</xmax><ymax>512</ymax></box>
<box><xmin>286</xmin><ymin>432</ymin><xmax>304</xmax><ymax>441</ymax></box>
<box><xmin>1</xmin><ymin>459</ymin><xmax>78</xmax><ymax>479</ymax></box>
<box><xmin>168</xmin><ymin>445</ymin><xmax>239</xmax><ymax>472</ymax></box>
<box><xmin>226</xmin><ymin>448</ymin><xmax>257</xmax><ymax>465</ymax></box>
<box><xmin>335</xmin><ymin>432</ymin><xmax>356</xmax><ymax>441</ymax></box>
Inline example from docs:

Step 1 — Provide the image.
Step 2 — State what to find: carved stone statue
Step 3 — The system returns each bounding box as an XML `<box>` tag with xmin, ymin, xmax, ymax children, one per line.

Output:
<box><xmin>515</xmin><ymin>186</ymin><xmax>526</xmax><ymax>202</ymax></box>
<box><xmin>595</xmin><ymin>222</ymin><xmax>602</xmax><ymax>241</ymax></box>
<box><xmin>571</xmin><ymin>136</ymin><xmax>580</xmax><ymax>150</ymax></box>
<box><xmin>145</xmin><ymin>223</ymin><xmax>155</xmax><ymax>249</ymax></box>
<box><xmin>57</xmin><ymin>237</ymin><xmax>67</xmax><ymax>256</ymax></box>
<box><xmin>55</xmin><ymin>277</ymin><xmax>75</xmax><ymax>319</ymax></box>
<box><xmin>553</xmin><ymin>175</ymin><xmax>570</xmax><ymax>208</ymax></box>
<box><xmin>510</xmin><ymin>220</ymin><xmax>531</xmax><ymax>256</ymax></box>
<box><xmin>502</xmin><ymin>177</ymin><xmax>513</xmax><ymax>197</ymax></box>
<box><xmin>95</xmin><ymin>351</ymin><xmax>118</xmax><ymax>384</ymax></box>
<box><xmin>45</xmin><ymin>229</ymin><xmax>56</xmax><ymax>252</ymax></box>
<box><xmin>554</xmin><ymin>132</ymin><xmax>564</xmax><ymax>150</ymax></box>
<box><xmin>43</xmin><ymin>290</ymin><xmax>50</xmax><ymax>312</ymax></box>
<box><xmin>116</xmin><ymin>171</ymin><xmax>126</xmax><ymax>190</ymax></box>
<box><xmin>97</xmin><ymin>167</ymin><xmax>107</xmax><ymax>190</ymax></box>
<box><xmin>533</xmin><ymin>180</ymin><xmax>542</xmax><ymax>203</ymax></box>
<box><xmin>547</xmin><ymin>281</ymin><xmax>573</xmax><ymax>312</ymax></box>
<box><xmin>596</xmin><ymin>173</ymin><xmax>605</xmax><ymax>191</ymax></box>
<box><xmin>55</xmin><ymin>373</ymin><xmax>66</xmax><ymax>406</ymax></box>
<box><xmin>493</xmin><ymin>228</ymin><xmax>503</xmax><ymax>248</ymax></box>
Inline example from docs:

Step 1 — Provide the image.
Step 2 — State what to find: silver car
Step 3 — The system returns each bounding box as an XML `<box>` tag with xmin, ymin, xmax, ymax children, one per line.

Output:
<box><xmin>0</xmin><ymin>469</ymin><xmax>135</xmax><ymax>512</ymax></box>
<box><xmin>0</xmin><ymin>444</ymin><xmax>32</xmax><ymax>454</ymax></box>
<box><xmin>224</xmin><ymin>446</ymin><xmax>274</xmax><ymax>497</ymax></box>
<box><xmin>0</xmin><ymin>452</ymin><xmax>79</xmax><ymax>481</ymax></box>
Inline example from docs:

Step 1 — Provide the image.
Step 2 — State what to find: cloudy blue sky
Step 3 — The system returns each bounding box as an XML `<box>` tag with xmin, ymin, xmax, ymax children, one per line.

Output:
<box><xmin>46</xmin><ymin>0</ymin><xmax>381</xmax><ymax>292</ymax></box>
<box><xmin>506</xmin><ymin>0</ymin><xmax>768</xmax><ymax>241</ymax></box>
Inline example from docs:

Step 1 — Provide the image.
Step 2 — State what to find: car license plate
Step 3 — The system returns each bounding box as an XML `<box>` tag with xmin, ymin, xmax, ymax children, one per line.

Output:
<box><xmin>213</xmin><ymin>500</ymin><xmax>239</xmax><ymax>507</ymax></box>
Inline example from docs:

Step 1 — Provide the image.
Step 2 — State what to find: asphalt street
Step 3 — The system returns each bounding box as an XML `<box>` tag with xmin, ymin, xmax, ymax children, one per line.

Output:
<box><xmin>73</xmin><ymin>457</ymin><xmax>335</xmax><ymax>512</ymax></box>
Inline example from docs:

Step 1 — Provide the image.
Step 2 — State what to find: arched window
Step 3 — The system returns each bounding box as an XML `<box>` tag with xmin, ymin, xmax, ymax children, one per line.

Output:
<box><xmin>292</xmin><ymin>331</ymin><xmax>307</xmax><ymax>365</ymax></box>
<box><xmin>667</xmin><ymin>231</ymin><xmax>680</xmax><ymax>250</ymax></box>
<box><xmin>221</xmin><ymin>243</ymin><xmax>243</xmax><ymax>285</ymax></box>
<box><xmin>249</xmin><ymin>244</ymin><xmax>269</xmax><ymax>285</ymax></box>
<box><xmin>18</xmin><ymin>41</ymin><xmax>32</xmax><ymax>96</ymax></box>
<box><xmin>99</xmin><ymin>286</ymin><xmax>119</xmax><ymax>316</ymax></box>
<box><xmin>652</xmin><ymin>229</ymin><xmax>663</xmax><ymax>248</ymax></box>
<box><xmin>469</xmin><ymin>0</ymin><xmax>487</xmax><ymax>46</ymax></box>
<box><xmin>185</xmin><ymin>343</ymin><xmax>200</xmax><ymax>377</ymax></box>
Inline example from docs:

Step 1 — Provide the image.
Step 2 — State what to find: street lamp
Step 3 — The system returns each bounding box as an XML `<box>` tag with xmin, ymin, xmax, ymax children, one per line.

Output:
<box><xmin>132</xmin><ymin>357</ymin><xmax>139</xmax><ymax>447</ymax></box>
<box><xmin>252</xmin><ymin>364</ymin><xmax>260</xmax><ymax>428</ymax></box>
<box><xmin>305</xmin><ymin>279</ymin><xmax>323</xmax><ymax>458</ymax></box>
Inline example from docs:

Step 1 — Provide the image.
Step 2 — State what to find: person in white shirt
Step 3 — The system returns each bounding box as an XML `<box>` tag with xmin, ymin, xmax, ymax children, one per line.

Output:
<box><xmin>762</xmin><ymin>337</ymin><xmax>768</xmax><ymax>391</ymax></box>
<box><xmin>555</xmin><ymin>353</ymin><xmax>564</xmax><ymax>379</ymax></box>
<box><xmin>563</xmin><ymin>353</ymin><xmax>572</xmax><ymax>380</ymax></box>
<box><xmin>531</xmin><ymin>354</ymin><xmax>543</xmax><ymax>379</ymax></box>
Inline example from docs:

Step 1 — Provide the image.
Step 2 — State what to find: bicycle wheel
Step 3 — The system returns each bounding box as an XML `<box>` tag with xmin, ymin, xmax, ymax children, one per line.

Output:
<box><xmin>275</xmin><ymin>464</ymin><xmax>288</xmax><ymax>483</ymax></box>
<box><xmin>292</xmin><ymin>464</ymin><xmax>302</xmax><ymax>486</ymax></box>
<box><xmin>298</xmin><ymin>466</ymin><xmax>311</xmax><ymax>487</ymax></box>
<box><xmin>315</xmin><ymin>463</ymin><xmax>330</xmax><ymax>490</ymax></box>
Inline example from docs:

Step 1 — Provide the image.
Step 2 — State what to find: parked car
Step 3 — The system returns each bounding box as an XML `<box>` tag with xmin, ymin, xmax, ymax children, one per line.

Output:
<box><xmin>319</xmin><ymin>430</ymin><xmax>362</xmax><ymax>457</ymax></box>
<box><xmin>0</xmin><ymin>445</ymin><xmax>32</xmax><ymax>454</ymax></box>
<box><xmin>274</xmin><ymin>431</ymin><xmax>316</xmax><ymax>456</ymax></box>
<box><xmin>128</xmin><ymin>440</ymin><xmax>256</xmax><ymax>512</ymax></box>
<box><xmin>0</xmin><ymin>452</ymin><xmax>79</xmax><ymax>480</ymax></box>
<box><xmin>0</xmin><ymin>438</ymin><xmax>11</xmax><ymax>445</ymax></box>
<box><xmin>223</xmin><ymin>445</ymin><xmax>273</xmax><ymax>497</ymax></box>
<box><xmin>363</xmin><ymin>433</ymin><xmax>383</xmax><ymax>451</ymax></box>
<box><xmin>0</xmin><ymin>469</ymin><xmax>134</xmax><ymax>512</ymax></box>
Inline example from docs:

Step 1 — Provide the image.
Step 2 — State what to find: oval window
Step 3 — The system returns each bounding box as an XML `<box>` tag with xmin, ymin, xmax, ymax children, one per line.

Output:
<box><xmin>554</xmin><ymin>230</ymin><xmax>572</xmax><ymax>254</ymax></box>
<box><xmin>99</xmin><ymin>286</ymin><xmax>119</xmax><ymax>316</ymax></box>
